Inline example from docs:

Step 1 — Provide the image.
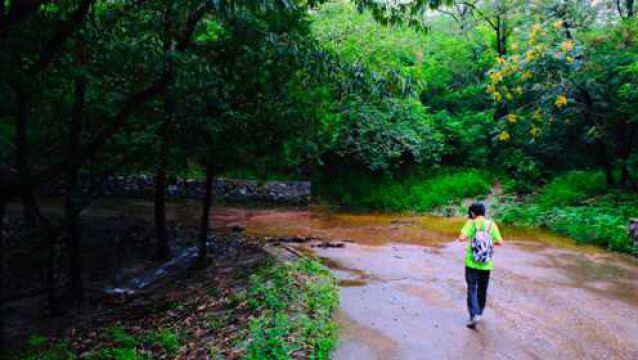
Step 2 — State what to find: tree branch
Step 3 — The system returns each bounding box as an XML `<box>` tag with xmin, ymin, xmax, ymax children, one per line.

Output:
<box><xmin>27</xmin><ymin>0</ymin><xmax>95</xmax><ymax>76</ymax></box>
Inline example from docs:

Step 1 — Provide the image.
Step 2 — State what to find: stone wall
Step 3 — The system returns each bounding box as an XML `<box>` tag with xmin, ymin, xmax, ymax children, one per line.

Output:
<box><xmin>41</xmin><ymin>175</ymin><xmax>311</xmax><ymax>204</ymax></box>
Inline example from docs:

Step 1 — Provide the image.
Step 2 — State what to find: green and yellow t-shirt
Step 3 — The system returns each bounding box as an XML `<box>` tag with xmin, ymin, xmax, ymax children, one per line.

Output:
<box><xmin>461</xmin><ymin>218</ymin><xmax>503</xmax><ymax>271</ymax></box>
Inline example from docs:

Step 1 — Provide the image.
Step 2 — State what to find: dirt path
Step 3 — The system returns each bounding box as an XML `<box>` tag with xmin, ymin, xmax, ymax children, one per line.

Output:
<box><xmin>212</xmin><ymin>206</ymin><xmax>638</xmax><ymax>360</ymax></box>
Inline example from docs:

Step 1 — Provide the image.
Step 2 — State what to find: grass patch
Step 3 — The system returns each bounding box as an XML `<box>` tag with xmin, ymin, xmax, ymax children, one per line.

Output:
<box><xmin>536</xmin><ymin>170</ymin><xmax>607</xmax><ymax>207</ymax></box>
<box><xmin>495</xmin><ymin>171</ymin><xmax>637</xmax><ymax>254</ymax></box>
<box><xmin>16</xmin><ymin>327</ymin><xmax>181</xmax><ymax>360</ymax></box>
<box><xmin>241</xmin><ymin>259</ymin><xmax>339</xmax><ymax>360</ymax></box>
<box><xmin>316</xmin><ymin>168</ymin><xmax>493</xmax><ymax>212</ymax></box>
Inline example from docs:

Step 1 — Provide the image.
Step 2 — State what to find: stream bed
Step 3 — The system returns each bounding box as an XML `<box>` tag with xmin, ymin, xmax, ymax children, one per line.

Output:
<box><xmin>21</xmin><ymin>200</ymin><xmax>638</xmax><ymax>359</ymax></box>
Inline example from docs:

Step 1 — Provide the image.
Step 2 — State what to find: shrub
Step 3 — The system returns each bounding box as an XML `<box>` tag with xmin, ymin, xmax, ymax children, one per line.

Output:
<box><xmin>496</xmin><ymin>190</ymin><xmax>638</xmax><ymax>254</ymax></box>
<box><xmin>316</xmin><ymin>168</ymin><xmax>493</xmax><ymax>211</ymax></box>
<box><xmin>537</xmin><ymin>170</ymin><xmax>607</xmax><ymax>207</ymax></box>
<box><xmin>243</xmin><ymin>259</ymin><xmax>339</xmax><ymax>360</ymax></box>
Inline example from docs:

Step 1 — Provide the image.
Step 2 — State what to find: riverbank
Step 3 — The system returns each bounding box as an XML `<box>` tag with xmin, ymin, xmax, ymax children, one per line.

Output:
<box><xmin>316</xmin><ymin>169</ymin><xmax>638</xmax><ymax>255</ymax></box>
<box><xmin>3</xmin><ymin>205</ymin><xmax>339</xmax><ymax>359</ymax></box>
<box><xmin>11</xmin><ymin>257</ymin><xmax>338</xmax><ymax>360</ymax></box>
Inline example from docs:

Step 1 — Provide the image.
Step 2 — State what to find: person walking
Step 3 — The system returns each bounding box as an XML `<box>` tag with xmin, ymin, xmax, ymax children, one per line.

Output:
<box><xmin>458</xmin><ymin>202</ymin><xmax>503</xmax><ymax>328</ymax></box>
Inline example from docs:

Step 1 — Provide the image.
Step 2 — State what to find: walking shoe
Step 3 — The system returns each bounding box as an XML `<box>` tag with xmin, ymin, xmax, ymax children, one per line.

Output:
<box><xmin>474</xmin><ymin>314</ymin><xmax>482</xmax><ymax>323</ymax></box>
<box><xmin>466</xmin><ymin>317</ymin><xmax>476</xmax><ymax>329</ymax></box>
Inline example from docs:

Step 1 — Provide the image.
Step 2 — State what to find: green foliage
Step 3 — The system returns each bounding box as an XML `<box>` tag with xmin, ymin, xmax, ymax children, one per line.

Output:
<box><xmin>242</xmin><ymin>259</ymin><xmax>339</xmax><ymax>360</ymax></box>
<box><xmin>146</xmin><ymin>329</ymin><xmax>180</xmax><ymax>354</ymax></box>
<box><xmin>18</xmin><ymin>335</ymin><xmax>76</xmax><ymax>360</ymax></box>
<box><xmin>496</xmin><ymin>148</ymin><xmax>543</xmax><ymax>193</ymax></box>
<box><xmin>333</xmin><ymin>97</ymin><xmax>445</xmax><ymax>172</ymax></box>
<box><xmin>537</xmin><ymin>171</ymin><xmax>607</xmax><ymax>206</ymax></box>
<box><xmin>17</xmin><ymin>327</ymin><xmax>181</xmax><ymax>360</ymax></box>
<box><xmin>317</xmin><ymin>168</ymin><xmax>493</xmax><ymax>211</ymax></box>
<box><xmin>496</xmin><ymin>171</ymin><xmax>637</xmax><ymax>254</ymax></box>
<box><xmin>109</xmin><ymin>326</ymin><xmax>138</xmax><ymax>349</ymax></box>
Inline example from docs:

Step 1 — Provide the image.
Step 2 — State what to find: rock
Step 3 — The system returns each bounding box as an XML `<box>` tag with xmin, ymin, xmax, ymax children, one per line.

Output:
<box><xmin>230</xmin><ymin>224</ymin><xmax>245</xmax><ymax>233</ymax></box>
<box><xmin>312</xmin><ymin>241</ymin><xmax>346</xmax><ymax>248</ymax></box>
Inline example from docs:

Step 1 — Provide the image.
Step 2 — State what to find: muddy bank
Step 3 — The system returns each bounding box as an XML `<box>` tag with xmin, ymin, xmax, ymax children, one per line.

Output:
<box><xmin>1</xmin><ymin>207</ymin><xmax>257</xmax><ymax>352</ymax></box>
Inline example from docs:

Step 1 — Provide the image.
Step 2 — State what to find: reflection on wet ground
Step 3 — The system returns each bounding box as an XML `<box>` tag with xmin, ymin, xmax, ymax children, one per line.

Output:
<box><xmin>29</xmin><ymin>201</ymin><xmax>638</xmax><ymax>359</ymax></box>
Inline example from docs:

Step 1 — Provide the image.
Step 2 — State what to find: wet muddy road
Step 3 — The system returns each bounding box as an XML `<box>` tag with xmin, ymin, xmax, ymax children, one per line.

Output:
<box><xmin>31</xmin><ymin>200</ymin><xmax>638</xmax><ymax>359</ymax></box>
<box><xmin>211</xmin><ymin>206</ymin><xmax>638</xmax><ymax>360</ymax></box>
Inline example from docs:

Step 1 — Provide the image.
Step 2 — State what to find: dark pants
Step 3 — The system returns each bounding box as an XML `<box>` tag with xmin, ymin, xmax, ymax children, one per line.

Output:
<box><xmin>465</xmin><ymin>266</ymin><xmax>490</xmax><ymax>318</ymax></box>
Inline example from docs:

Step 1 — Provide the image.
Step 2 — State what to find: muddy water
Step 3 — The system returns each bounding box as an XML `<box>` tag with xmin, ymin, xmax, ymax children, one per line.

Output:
<box><xmin>210</xmin><ymin>206</ymin><xmax>638</xmax><ymax>360</ymax></box>
<box><xmin>29</xmin><ymin>200</ymin><xmax>638</xmax><ymax>359</ymax></box>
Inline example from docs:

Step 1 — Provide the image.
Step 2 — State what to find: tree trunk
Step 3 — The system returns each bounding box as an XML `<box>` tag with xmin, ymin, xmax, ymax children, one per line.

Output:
<box><xmin>598</xmin><ymin>141</ymin><xmax>615</xmax><ymax>186</ymax></box>
<box><xmin>492</xmin><ymin>17</ymin><xmax>508</xmax><ymax>121</ymax></box>
<box><xmin>153</xmin><ymin>17</ymin><xmax>176</xmax><ymax>261</ymax></box>
<box><xmin>198</xmin><ymin>164</ymin><xmax>214</xmax><ymax>262</ymax></box>
<box><xmin>152</xmin><ymin>78</ymin><xmax>174</xmax><ymax>261</ymax></box>
<box><xmin>0</xmin><ymin>198</ymin><xmax>5</xmax><ymax>350</ymax></box>
<box><xmin>153</xmin><ymin>152</ymin><xmax>170</xmax><ymax>260</ymax></box>
<box><xmin>627</xmin><ymin>0</ymin><xmax>635</xmax><ymax>17</ymax></box>
<box><xmin>66</xmin><ymin>45</ymin><xmax>87</xmax><ymax>308</ymax></box>
<box><xmin>13</xmin><ymin>82</ymin><xmax>37</xmax><ymax>228</ymax></box>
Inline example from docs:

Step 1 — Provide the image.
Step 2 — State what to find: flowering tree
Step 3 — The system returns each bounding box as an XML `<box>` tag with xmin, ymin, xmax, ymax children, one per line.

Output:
<box><xmin>488</xmin><ymin>16</ymin><xmax>638</xmax><ymax>188</ymax></box>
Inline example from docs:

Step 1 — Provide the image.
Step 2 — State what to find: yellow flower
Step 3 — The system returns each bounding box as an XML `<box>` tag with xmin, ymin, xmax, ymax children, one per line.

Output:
<box><xmin>521</xmin><ymin>71</ymin><xmax>533</xmax><ymax>80</ymax></box>
<box><xmin>493</xmin><ymin>92</ymin><xmax>503</xmax><ymax>101</ymax></box>
<box><xmin>525</xmin><ymin>50</ymin><xmax>536</xmax><ymax>62</ymax></box>
<box><xmin>498</xmin><ymin>131</ymin><xmax>511</xmax><ymax>142</ymax></box>
<box><xmin>489</xmin><ymin>71</ymin><xmax>503</xmax><ymax>83</ymax></box>
<box><xmin>530</xmin><ymin>126</ymin><xmax>539</xmax><ymax>138</ymax></box>
<box><xmin>561</xmin><ymin>39</ymin><xmax>575</xmax><ymax>52</ymax></box>
<box><xmin>496</xmin><ymin>56</ymin><xmax>507</xmax><ymax>65</ymax></box>
<box><xmin>510</xmin><ymin>42</ymin><xmax>519</xmax><ymax>51</ymax></box>
<box><xmin>511</xmin><ymin>55</ymin><xmax>520</xmax><ymax>63</ymax></box>
<box><xmin>532</xmin><ymin>108</ymin><xmax>543</xmax><ymax>121</ymax></box>
<box><xmin>555</xmin><ymin>94</ymin><xmax>568</xmax><ymax>108</ymax></box>
<box><xmin>552</xmin><ymin>20</ymin><xmax>563</xmax><ymax>29</ymax></box>
<box><xmin>566</xmin><ymin>56</ymin><xmax>574</xmax><ymax>63</ymax></box>
<box><xmin>531</xmin><ymin>23</ymin><xmax>543</xmax><ymax>36</ymax></box>
<box><xmin>506</xmin><ymin>113</ymin><xmax>518</xmax><ymax>123</ymax></box>
<box><xmin>514</xmin><ymin>86</ymin><xmax>523</xmax><ymax>94</ymax></box>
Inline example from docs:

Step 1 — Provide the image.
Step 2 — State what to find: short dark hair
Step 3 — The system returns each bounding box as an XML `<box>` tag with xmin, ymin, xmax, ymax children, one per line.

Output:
<box><xmin>468</xmin><ymin>202</ymin><xmax>486</xmax><ymax>218</ymax></box>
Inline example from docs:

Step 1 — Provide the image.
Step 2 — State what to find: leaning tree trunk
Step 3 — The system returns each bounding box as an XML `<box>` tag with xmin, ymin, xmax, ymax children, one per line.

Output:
<box><xmin>198</xmin><ymin>164</ymin><xmax>215</xmax><ymax>262</ymax></box>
